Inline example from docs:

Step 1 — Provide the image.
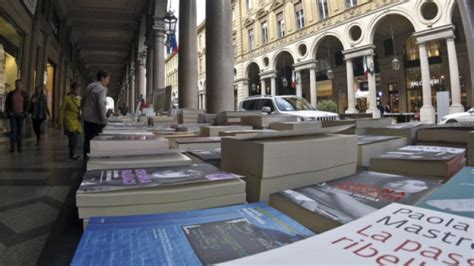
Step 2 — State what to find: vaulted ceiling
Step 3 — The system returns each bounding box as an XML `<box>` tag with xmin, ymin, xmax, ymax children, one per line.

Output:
<box><xmin>57</xmin><ymin>0</ymin><xmax>150</xmax><ymax>96</ymax></box>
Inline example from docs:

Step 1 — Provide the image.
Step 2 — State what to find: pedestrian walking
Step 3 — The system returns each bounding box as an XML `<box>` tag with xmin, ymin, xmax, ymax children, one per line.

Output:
<box><xmin>29</xmin><ymin>85</ymin><xmax>50</xmax><ymax>145</ymax></box>
<box><xmin>60</xmin><ymin>83</ymin><xmax>82</xmax><ymax>160</ymax></box>
<box><xmin>81</xmin><ymin>70</ymin><xmax>109</xmax><ymax>160</ymax></box>
<box><xmin>5</xmin><ymin>79</ymin><xmax>29</xmax><ymax>153</ymax></box>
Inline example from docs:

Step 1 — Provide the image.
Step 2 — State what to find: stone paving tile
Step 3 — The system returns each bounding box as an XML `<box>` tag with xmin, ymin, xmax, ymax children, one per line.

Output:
<box><xmin>0</xmin><ymin>203</ymin><xmax>59</xmax><ymax>233</ymax></box>
<box><xmin>0</xmin><ymin>234</ymin><xmax>48</xmax><ymax>266</ymax></box>
<box><xmin>46</xmin><ymin>186</ymin><xmax>71</xmax><ymax>203</ymax></box>
<box><xmin>0</xmin><ymin>187</ymin><xmax>49</xmax><ymax>208</ymax></box>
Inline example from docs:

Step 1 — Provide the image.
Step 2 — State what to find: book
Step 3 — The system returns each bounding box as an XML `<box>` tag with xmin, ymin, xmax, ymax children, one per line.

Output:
<box><xmin>416</xmin><ymin>123</ymin><xmax>474</xmax><ymax>147</ymax></box>
<box><xmin>218</xmin><ymin>129</ymin><xmax>276</xmax><ymax>137</ymax></box>
<box><xmin>77</xmin><ymin>164</ymin><xmax>243</xmax><ymax>193</ymax></box>
<box><xmin>369</xmin><ymin>145</ymin><xmax>466</xmax><ymax>179</ymax></box>
<box><xmin>71</xmin><ymin>203</ymin><xmax>314</xmax><ymax>265</ymax></box>
<box><xmin>270</xmin><ymin>171</ymin><xmax>441</xmax><ymax>232</ymax></box>
<box><xmin>418</xmin><ymin>167</ymin><xmax>474</xmax><ymax>218</ymax></box>
<box><xmin>366</xmin><ymin>122</ymin><xmax>428</xmax><ymax>145</ymax></box>
<box><xmin>240</xmin><ymin>115</ymin><xmax>298</xmax><ymax>129</ymax></box>
<box><xmin>187</xmin><ymin>148</ymin><xmax>221</xmax><ymax>161</ymax></box>
<box><xmin>200</xmin><ymin>125</ymin><xmax>253</xmax><ymax>137</ymax></box>
<box><xmin>219</xmin><ymin>203</ymin><xmax>474</xmax><ymax>265</ymax></box>
<box><xmin>169</xmin><ymin>136</ymin><xmax>221</xmax><ymax>150</ymax></box>
<box><xmin>357</xmin><ymin>135</ymin><xmax>407</xmax><ymax>166</ymax></box>
<box><xmin>89</xmin><ymin>135</ymin><xmax>169</xmax><ymax>156</ymax></box>
<box><xmin>269</xmin><ymin>121</ymin><xmax>322</xmax><ymax>131</ymax></box>
<box><xmin>322</xmin><ymin>118</ymin><xmax>392</xmax><ymax>135</ymax></box>
<box><xmin>86</xmin><ymin>152</ymin><xmax>192</xmax><ymax>171</ymax></box>
<box><xmin>216</xmin><ymin>111</ymin><xmax>262</xmax><ymax>125</ymax></box>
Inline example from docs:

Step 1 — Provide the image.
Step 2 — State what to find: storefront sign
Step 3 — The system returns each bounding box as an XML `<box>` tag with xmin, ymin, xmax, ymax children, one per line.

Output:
<box><xmin>409</xmin><ymin>79</ymin><xmax>440</xmax><ymax>88</ymax></box>
<box><xmin>22</xmin><ymin>0</ymin><xmax>38</xmax><ymax>15</ymax></box>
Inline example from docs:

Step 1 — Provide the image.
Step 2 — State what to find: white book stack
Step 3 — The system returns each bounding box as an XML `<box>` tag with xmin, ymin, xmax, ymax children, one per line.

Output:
<box><xmin>89</xmin><ymin>135</ymin><xmax>169</xmax><ymax>157</ymax></box>
<box><xmin>357</xmin><ymin>135</ymin><xmax>407</xmax><ymax>167</ymax></box>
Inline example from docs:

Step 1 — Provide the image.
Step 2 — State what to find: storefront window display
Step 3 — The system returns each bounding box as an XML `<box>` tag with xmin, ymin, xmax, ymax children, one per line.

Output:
<box><xmin>405</xmin><ymin>64</ymin><xmax>446</xmax><ymax>113</ymax></box>
<box><xmin>46</xmin><ymin>62</ymin><xmax>55</xmax><ymax>117</ymax></box>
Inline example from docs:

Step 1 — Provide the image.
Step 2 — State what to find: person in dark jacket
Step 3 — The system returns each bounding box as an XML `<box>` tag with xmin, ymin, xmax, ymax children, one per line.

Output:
<box><xmin>5</xmin><ymin>79</ymin><xmax>29</xmax><ymax>152</ymax></box>
<box><xmin>81</xmin><ymin>70</ymin><xmax>109</xmax><ymax>160</ymax></box>
<box><xmin>29</xmin><ymin>85</ymin><xmax>50</xmax><ymax>145</ymax></box>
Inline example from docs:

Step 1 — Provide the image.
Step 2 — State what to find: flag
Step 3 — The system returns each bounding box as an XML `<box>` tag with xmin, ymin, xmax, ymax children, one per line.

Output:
<box><xmin>363</xmin><ymin>56</ymin><xmax>368</xmax><ymax>78</ymax></box>
<box><xmin>291</xmin><ymin>70</ymin><xmax>296</xmax><ymax>89</ymax></box>
<box><xmin>168</xmin><ymin>33</ymin><xmax>178</xmax><ymax>55</ymax></box>
<box><xmin>363</xmin><ymin>56</ymin><xmax>374</xmax><ymax>78</ymax></box>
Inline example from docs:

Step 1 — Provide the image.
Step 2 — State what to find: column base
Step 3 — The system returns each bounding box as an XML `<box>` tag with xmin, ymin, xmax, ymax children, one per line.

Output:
<box><xmin>449</xmin><ymin>103</ymin><xmax>465</xmax><ymax>114</ymax></box>
<box><xmin>420</xmin><ymin>105</ymin><xmax>436</xmax><ymax>124</ymax></box>
<box><xmin>366</xmin><ymin>108</ymin><xmax>381</xmax><ymax>119</ymax></box>
<box><xmin>345</xmin><ymin>108</ymin><xmax>358</xmax><ymax>114</ymax></box>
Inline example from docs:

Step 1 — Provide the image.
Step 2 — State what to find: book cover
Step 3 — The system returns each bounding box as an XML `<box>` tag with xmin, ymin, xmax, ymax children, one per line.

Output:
<box><xmin>93</xmin><ymin>135</ymin><xmax>157</xmax><ymax>141</ymax></box>
<box><xmin>220</xmin><ymin>203</ymin><xmax>474</xmax><ymax>265</ymax></box>
<box><xmin>77</xmin><ymin>164</ymin><xmax>243</xmax><ymax>193</ymax></box>
<box><xmin>418</xmin><ymin>167</ymin><xmax>474</xmax><ymax>218</ymax></box>
<box><xmin>188</xmin><ymin>148</ymin><xmax>221</xmax><ymax>161</ymax></box>
<box><xmin>71</xmin><ymin>203</ymin><xmax>314</xmax><ymax>265</ymax></box>
<box><xmin>357</xmin><ymin>135</ymin><xmax>400</xmax><ymax>145</ymax></box>
<box><xmin>379</xmin><ymin>145</ymin><xmax>465</xmax><ymax>161</ymax></box>
<box><xmin>279</xmin><ymin>171</ymin><xmax>441</xmax><ymax>225</ymax></box>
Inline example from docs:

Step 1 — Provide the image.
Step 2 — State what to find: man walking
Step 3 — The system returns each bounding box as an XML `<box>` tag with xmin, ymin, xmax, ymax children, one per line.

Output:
<box><xmin>5</xmin><ymin>79</ymin><xmax>29</xmax><ymax>152</ymax></box>
<box><xmin>81</xmin><ymin>70</ymin><xmax>109</xmax><ymax>160</ymax></box>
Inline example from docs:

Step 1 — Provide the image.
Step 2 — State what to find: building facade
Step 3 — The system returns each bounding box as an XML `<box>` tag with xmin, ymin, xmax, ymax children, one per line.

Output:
<box><xmin>233</xmin><ymin>0</ymin><xmax>471</xmax><ymax>123</ymax></box>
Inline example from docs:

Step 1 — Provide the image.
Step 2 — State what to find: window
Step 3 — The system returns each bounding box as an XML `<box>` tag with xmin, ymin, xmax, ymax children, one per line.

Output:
<box><xmin>242</xmin><ymin>99</ymin><xmax>258</xmax><ymax>110</ymax></box>
<box><xmin>345</xmin><ymin>0</ymin><xmax>357</xmax><ymax>8</ymax></box>
<box><xmin>261</xmin><ymin>22</ymin><xmax>269</xmax><ymax>44</ymax></box>
<box><xmin>295</xmin><ymin>3</ymin><xmax>305</xmax><ymax>30</ymax></box>
<box><xmin>256</xmin><ymin>99</ymin><xmax>275</xmax><ymax>111</ymax></box>
<box><xmin>246</xmin><ymin>0</ymin><xmax>253</xmax><ymax>10</ymax></box>
<box><xmin>277</xmin><ymin>12</ymin><xmax>285</xmax><ymax>38</ymax></box>
<box><xmin>232</xmin><ymin>9</ymin><xmax>235</xmax><ymax>21</ymax></box>
<box><xmin>318</xmin><ymin>0</ymin><xmax>329</xmax><ymax>19</ymax></box>
<box><xmin>248</xmin><ymin>29</ymin><xmax>254</xmax><ymax>50</ymax></box>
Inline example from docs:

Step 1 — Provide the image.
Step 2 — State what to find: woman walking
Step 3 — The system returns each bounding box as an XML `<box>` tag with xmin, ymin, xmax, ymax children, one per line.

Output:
<box><xmin>29</xmin><ymin>85</ymin><xmax>50</xmax><ymax>145</ymax></box>
<box><xmin>60</xmin><ymin>83</ymin><xmax>82</xmax><ymax>160</ymax></box>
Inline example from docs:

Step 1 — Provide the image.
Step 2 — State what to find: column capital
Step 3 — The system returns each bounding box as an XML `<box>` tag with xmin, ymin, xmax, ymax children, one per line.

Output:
<box><xmin>260</xmin><ymin>70</ymin><xmax>278</xmax><ymax>79</ymax></box>
<box><xmin>342</xmin><ymin>44</ymin><xmax>375</xmax><ymax>60</ymax></box>
<box><xmin>234</xmin><ymin>77</ymin><xmax>249</xmax><ymax>84</ymax></box>
<box><xmin>293</xmin><ymin>60</ymin><xmax>318</xmax><ymax>71</ymax></box>
<box><xmin>414</xmin><ymin>25</ymin><xmax>456</xmax><ymax>44</ymax></box>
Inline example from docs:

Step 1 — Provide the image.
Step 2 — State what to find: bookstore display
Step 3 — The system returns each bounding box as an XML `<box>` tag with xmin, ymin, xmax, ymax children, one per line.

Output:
<box><xmin>219</xmin><ymin>203</ymin><xmax>474</xmax><ymax>265</ymax></box>
<box><xmin>369</xmin><ymin>145</ymin><xmax>466</xmax><ymax>179</ymax></box>
<box><xmin>72</xmin><ymin>203</ymin><xmax>314</xmax><ymax>265</ymax></box>
<box><xmin>270</xmin><ymin>171</ymin><xmax>441</xmax><ymax>232</ymax></box>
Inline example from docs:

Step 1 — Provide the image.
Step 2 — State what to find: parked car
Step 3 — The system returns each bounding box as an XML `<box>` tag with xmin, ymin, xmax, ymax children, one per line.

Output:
<box><xmin>238</xmin><ymin>95</ymin><xmax>339</xmax><ymax>121</ymax></box>
<box><xmin>439</xmin><ymin>108</ymin><xmax>474</xmax><ymax>124</ymax></box>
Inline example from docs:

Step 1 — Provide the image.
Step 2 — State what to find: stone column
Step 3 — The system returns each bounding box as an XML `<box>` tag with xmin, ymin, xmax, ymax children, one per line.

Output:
<box><xmin>446</xmin><ymin>37</ymin><xmax>464</xmax><ymax>113</ymax></box>
<box><xmin>136</xmin><ymin>52</ymin><xmax>147</xmax><ymax>102</ymax></box>
<box><xmin>145</xmin><ymin>44</ymin><xmax>153</xmax><ymax>102</ymax></box>
<box><xmin>129</xmin><ymin>69</ymin><xmax>136</xmax><ymax>111</ymax></box>
<box><xmin>295</xmin><ymin>71</ymin><xmax>302</xmax><ymax>97</ymax></box>
<box><xmin>366</xmin><ymin>55</ymin><xmax>380</xmax><ymax>118</ymax></box>
<box><xmin>418</xmin><ymin>42</ymin><xmax>435</xmax><ymax>123</ymax></box>
<box><xmin>345</xmin><ymin>59</ymin><xmax>357</xmax><ymax>114</ymax></box>
<box><xmin>38</xmin><ymin>35</ymin><xmax>50</xmax><ymax>86</ymax></box>
<box><xmin>260</xmin><ymin>78</ymin><xmax>266</xmax><ymax>96</ymax></box>
<box><xmin>206</xmin><ymin>0</ymin><xmax>234</xmax><ymax>113</ymax></box>
<box><xmin>179</xmin><ymin>0</ymin><xmax>198</xmax><ymax>109</ymax></box>
<box><xmin>309</xmin><ymin>67</ymin><xmax>317</xmax><ymax>108</ymax></box>
<box><xmin>153</xmin><ymin>24</ymin><xmax>166</xmax><ymax>108</ymax></box>
<box><xmin>270</xmin><ymin>76</ymin><xmax>277</xmax><ymax>96</ymax></box>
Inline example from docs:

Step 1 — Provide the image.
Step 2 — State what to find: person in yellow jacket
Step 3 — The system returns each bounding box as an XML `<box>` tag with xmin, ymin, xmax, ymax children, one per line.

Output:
<box><xmin>59</xmin><ymin>83</ymin><xmax>82</xmax><ymax>160</ymax></box>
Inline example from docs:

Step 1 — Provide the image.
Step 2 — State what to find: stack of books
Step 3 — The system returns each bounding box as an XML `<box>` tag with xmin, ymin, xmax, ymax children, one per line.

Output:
<box><xmin>415</xmin><ymin>123</ymin><xmax>474</xmax><ymax>148</ymax></box>
<box><xmin>87</xmin><ymin>153</ymin><xmax>192</xmax><ymax>171</ymax></box>
<box><xmin>357</xmin><ymin>135</ymin><xmax>407</xmax><ymax>167</ymax></box>
<box><xmin>186</xmin><ymin>148</ymin><xmax>221</xmax><ymax>167</ymax></box>
<box><xmin>322</xmin><ymin>118</ymin><xmax>392</xmax><ymax>135</ymax></box>
<box><xmin>169</xmin><ymin>136</ymin><xmax>221</xmax><ymax>150</ymax></box>
<box><xmin>200</xmin><ymin>125</ymin><xmax>253</xmax><ymax>137</ymax></box>
<box><xmin>369</xmin><ymin>145</ymin><xmax>466</xmax><ymax>180</ymax></box>
<box><xmin>76</xmin><ymin>164</ymin><xmax>247</xmax><ymax>227</ymax></box>
<box><xmin>240</xmin><ymin>115</ymin><xmax>298</xmax><ymax>129</ymax></box>
<box><xmin>366</xmin><ymin>122</ymin><xmax>428</xmax><ymax>145</ymax></box>
<box><xmin>89</xmin><ymin>135</ymin><xmax>169</xmax><ymax>157</ymax></box>
<box><xmin>215</xmin><ymin>111</ymin><xmax>262</xmax><ymax>125</ymax></box>
<box><xmin>218</xmin><ymin>129</ymin><xmax>276</xmax><ymax>137</ymax></box>
<box><xmin>178</xmin><ymin>109</ymin><xmax>204</xmax><ymax>124</ymax></box>
<box><xmin>221</xmin><ymin>129</ymin><xmax>357</xmax><ymax>202</ymax></box>
<box><xmin>72</xmin><ymin>202</ymin><xmax>314</xmax><ymax>265</ymax></box>
<box><xmin>268</xmin><ymin>171</ymin><xmax>441</xmax><ymax>232</ymax></box>
<box><xmin>418</xmin><ymin>166</ymin><xmax>474</xmax><ymax>218</ymax></box>
<box><xmin>269</xmin><ymin>121</ymin><xmax>322</xmax><ymax>131</ymax></box>
<box><xmin>219</xmin><ymin>204</ymin><xmax>473</xmax><ymax>265</ymax></box>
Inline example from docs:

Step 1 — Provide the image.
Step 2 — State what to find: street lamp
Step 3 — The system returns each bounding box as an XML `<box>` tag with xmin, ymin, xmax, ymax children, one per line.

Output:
<box><xmin>163</xmin><ymin>10</ymin><xmax>178</xmax><ymax>36</ymax></box>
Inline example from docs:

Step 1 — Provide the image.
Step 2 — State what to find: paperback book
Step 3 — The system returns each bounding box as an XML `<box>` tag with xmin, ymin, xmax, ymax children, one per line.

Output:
<box><xmin>77</xmin><ymin>164</ymin><xmax>243</xmax><ymax>193</ymax></box>
<box><xmin>72</xmin><ymin>202</ymin><xmax>314</xmax><ymax>265</ymax></box>
<box><xmin>220</xmin><ymin>203</ymin><xmax>474</xmax><ymax>265</ymax></box>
